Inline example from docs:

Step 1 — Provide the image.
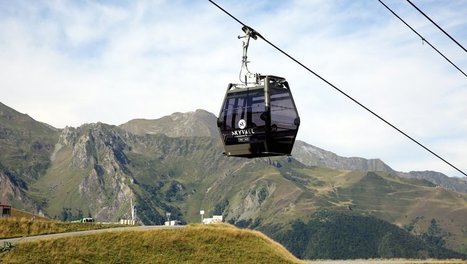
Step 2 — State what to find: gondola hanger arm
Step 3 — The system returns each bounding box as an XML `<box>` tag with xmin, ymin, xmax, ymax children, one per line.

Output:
<box><xmin>238</xmin><ymin>26</ymin><xmax>261</xmax><ymax>84</ymax></box>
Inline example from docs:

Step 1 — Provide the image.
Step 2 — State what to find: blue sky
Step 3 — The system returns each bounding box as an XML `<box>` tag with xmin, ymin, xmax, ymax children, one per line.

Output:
<box><xmin>1</xmin><ymin>0</ymin><xmax>466</xmax><ymax>177</ymax></box>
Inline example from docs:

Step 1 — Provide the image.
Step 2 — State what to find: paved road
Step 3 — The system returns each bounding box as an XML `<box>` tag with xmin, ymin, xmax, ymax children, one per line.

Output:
<box><xmin>0</xmin><ymin>225</ymin><xmax>184</xmax><ymax>244</ymax></box>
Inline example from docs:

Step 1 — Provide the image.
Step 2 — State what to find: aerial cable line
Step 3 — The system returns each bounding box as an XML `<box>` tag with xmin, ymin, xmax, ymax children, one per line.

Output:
<box><xmin>208</xmin><ymin>0</ymin><xmax>467</xmax><ymax>177</ymax></box>
<box><xmin>406</xmin><ymin>0</ymin><xmax>467</xmax><ymax>53</ymax></box>
<box><xmin>377</xmin><ymin>0</ymin><xmax>467</xmax><ymax>78</ymax></box>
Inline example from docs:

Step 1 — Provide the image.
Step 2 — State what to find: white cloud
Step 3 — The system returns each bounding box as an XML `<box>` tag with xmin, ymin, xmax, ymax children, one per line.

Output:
<box><xmin>0</xmin><ymin>0</ymin><xmax>466</xmax><ymax>177</ymax></box>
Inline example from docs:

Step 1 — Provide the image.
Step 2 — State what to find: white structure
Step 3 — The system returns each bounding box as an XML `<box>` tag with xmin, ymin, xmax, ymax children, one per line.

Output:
<box><xmin>200</xmin><ymin>210</ymin><xmax>205</xmax><ymax>223</ymax></box>
<box><xmin>120</xmin><ymin>219</ymin><xmax>136</xmax><ymax>225</ymax></box>
<box><xmin>119</xmin><ymin>198</ymin><xmax>137</xmax><ymax>225</ymax></box>
<box><xmin>131</xmin><ymin>198</ymin><xmax>136</xmax><ymax>221</ymax></box>
<box><xmin>202</xmin><ymin>215</ymin><xmax>223</xmax><ymax>224</ymax></box>
<box><xmin>165</xmin><ymin>220</ymin><xmax>181</xmax><ymax>226</ymax></box>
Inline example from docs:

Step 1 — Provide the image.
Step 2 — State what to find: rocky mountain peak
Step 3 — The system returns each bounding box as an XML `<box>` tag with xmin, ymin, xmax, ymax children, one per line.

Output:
<box><xmin>49</xmin><ymin>122</ymin><xmax>134</xmax><ymax>220</ymax></box>
<box><xmin>399</xmin><ymin>170</ymin><xmax>467</xmax><ymax>193</ymax></box>
<box><xmin>119</xmin><ymin>109</ymin><xmax>218</xmax><ymax>138</ymax></box>
<box><xmin>57</xmin><ymin>123</ymin><xmax>130</xmax><ymax>170</ymax></box>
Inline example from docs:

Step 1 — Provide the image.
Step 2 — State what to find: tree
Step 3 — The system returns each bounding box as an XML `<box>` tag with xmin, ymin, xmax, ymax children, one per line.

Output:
<box><xmin>213</xmin><ymin>199</ymin><xmax>229</xmax><ymax>215</ymax></box>
<box><xmin>422</xmin><ymin>218</ymin><xmax>445</xmax><ymax>248</ymax></box>
<box><xmin>60</xmin><ymin>207</ymin><xmax>72</xmax><ymax>221</ymax></box>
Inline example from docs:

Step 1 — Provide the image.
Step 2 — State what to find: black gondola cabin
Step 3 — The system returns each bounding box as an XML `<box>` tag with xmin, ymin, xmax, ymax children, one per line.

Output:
<box><xmin>217</xmin><ymin>75</ymin><xmax>300</xmax><ymax>158</ymax></box>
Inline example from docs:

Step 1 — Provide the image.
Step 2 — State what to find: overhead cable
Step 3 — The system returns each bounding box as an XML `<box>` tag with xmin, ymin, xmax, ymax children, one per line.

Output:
<box><xmin>378</xmin><ymin>0</ymin><xmax>467</xmax><ymax>78</ymax></box>
<box><xmin>208</xmin><ymin>0</ymin><xmax>467</xmax><ymax>177</ymax></box>
<box><xmin>406</xmin><ymin>0</ymin><xmax>467</xmax><ymax>53</ymax></box>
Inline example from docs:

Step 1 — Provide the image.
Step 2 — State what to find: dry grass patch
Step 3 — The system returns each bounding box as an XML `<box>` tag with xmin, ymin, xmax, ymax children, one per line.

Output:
<box><xmin>0</xmin><ymin>218</ymin><xmax>124</xmax><ymax>239</ymax></box>
<box><xmin>10</xmin><ymin>208</ymin><xmax>49</xmax><ymax>221</ymax></box>
<box><xmin>2</xmin><ymin>223</ymin><xmax>303</xmax><ymax>263</ymax></box>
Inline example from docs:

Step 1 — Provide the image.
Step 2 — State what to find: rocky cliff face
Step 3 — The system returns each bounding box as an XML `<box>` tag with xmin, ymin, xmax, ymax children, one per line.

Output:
<box><xmin>31</xmin><ymin>118</ymin><xmax>227</xmax><ymax>223</ymax></box>
<box><xmin>0</xmin><ymin>170</ymin><xmax>24</xmax><ymax>204</ymax></box>
<box><xmin>34</xmin><ymin>123</ymin><xmax>136</xmax><ymax>221</ymax></box>
<box><xmin>74</xmin><ymin>124</ymin><xmax>133</xmax><ymax>220</ymax></box>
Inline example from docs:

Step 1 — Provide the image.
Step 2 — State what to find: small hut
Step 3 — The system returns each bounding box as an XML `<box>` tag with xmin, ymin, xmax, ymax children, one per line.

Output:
<box><xmin>0</xmin><ymin>204</ymin><xmax>11</xmax><ymax>218</ymax></box>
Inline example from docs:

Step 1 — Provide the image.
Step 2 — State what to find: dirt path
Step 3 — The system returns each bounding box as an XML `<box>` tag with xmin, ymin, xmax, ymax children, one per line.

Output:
<box><xmin>0</xmin><ymin>225</ymin><xmax>184</xmax><ymax>244</ymax></box>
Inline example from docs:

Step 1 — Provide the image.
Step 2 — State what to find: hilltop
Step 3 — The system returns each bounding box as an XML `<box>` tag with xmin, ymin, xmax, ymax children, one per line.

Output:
<box><xmin>1</xmin><ymin>223</ymin><xmax>302</xmax><ymax>263</ymax></box>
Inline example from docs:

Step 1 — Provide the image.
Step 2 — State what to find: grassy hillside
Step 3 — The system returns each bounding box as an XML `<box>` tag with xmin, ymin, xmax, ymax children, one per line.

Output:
<box><xmin>29</xmin><ymin>143</ymin><xmax>93</xmax><ymax>218</ymax></box>
<box><xmin>261</xmin><ymin>211</ymin><xmax>466</xmax><ymax>260</ymax></box>
<box><xmin>0</xmin><ymin>102</ymin><xmax>58</xmax><ymax>182</ymax></box>
<box><xmin>1</xmin><ymin>224</ymin><xmax>302</xmax><ymax>263</ymax></box>
<box><xmin>9</xmin><ymin>208</ymin><xmax>49</xmax><ymax>221</ymax></box>
<box><xmin>0</xmin><ymin>217</ymin><xmax>123</xmax><ymax>239</ymax></box>
<box><xmin>0</xmin><ymin>102</ymin><xmax>59</xmax><ymax>210</ymax></box>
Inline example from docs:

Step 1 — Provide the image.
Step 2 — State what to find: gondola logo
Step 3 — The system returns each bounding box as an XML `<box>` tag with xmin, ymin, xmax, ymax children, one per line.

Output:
<box><xmin>231</xmin><ymin>129</ymin><xmax>255</xmax><ymax>136</ymax></box>
<box><xmin>232</xmin><ymin>119</ymin><xmax>254</xmax><ymax>137</ymax></box>
<box><xmin>238</xmin><ymin>119</ymin><xmax>246</xmax><ymax>129</ymax></box>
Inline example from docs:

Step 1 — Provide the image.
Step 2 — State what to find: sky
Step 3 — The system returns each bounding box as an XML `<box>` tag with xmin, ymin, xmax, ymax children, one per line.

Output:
<box><xmin>1</xmin><ymin>0</ymin><xmax>466</xmax><ymax>177</ymax></box>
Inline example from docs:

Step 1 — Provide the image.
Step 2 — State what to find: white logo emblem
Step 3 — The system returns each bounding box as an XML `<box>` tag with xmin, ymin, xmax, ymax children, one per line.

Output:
<box><xmin>238</xmin><ymin>119</ymin><xmax>246</xmax><ymax>129</ymax></box>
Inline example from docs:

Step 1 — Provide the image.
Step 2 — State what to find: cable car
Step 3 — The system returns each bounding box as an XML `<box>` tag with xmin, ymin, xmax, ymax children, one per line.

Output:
<box><xmin>217</xmin><ymin>26</ymin><xmax>300</xmax><ymax>158</ymax></box>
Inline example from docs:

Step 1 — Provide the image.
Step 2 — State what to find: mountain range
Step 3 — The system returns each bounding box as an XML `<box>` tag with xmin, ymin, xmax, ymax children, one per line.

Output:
<box><xmin>0</xmin><ymin>102</ymin><xmax>466</xmax><ymax>258</ymax></box>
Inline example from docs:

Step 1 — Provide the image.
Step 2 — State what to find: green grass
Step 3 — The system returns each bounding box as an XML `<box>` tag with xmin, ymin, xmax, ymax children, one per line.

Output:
<box><xmin>30</xmin><ymin>145</ymin><xmax>92</xmax><ymax>217</ymax></box>
<box><xmin>1</xmin><ymin>223</ymin><xmax>302</xmax><ymax>263</ymax></box>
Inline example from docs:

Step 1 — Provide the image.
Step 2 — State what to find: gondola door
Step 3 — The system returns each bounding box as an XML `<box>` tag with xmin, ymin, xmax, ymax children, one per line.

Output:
<box><xmin>218</xmin><ymin>85</ymin><xmax>268</xmax><ymax>157</ymax></box>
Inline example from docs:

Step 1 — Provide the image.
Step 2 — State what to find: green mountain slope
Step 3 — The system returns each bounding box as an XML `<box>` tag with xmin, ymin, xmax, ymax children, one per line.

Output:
<box><xmin>0</xmin><ymin>102</ymin><xmax>58</xmax><ymax>176</ymax></box>
<box><xmin>0</xmin><ymin>102</ymin><xmax>59</xmax><ymax>210</ymax></box>
<box><xmin>263</xmin><ymin>210</ymin><xmax>465</xmax><ymax>259</ymax></box>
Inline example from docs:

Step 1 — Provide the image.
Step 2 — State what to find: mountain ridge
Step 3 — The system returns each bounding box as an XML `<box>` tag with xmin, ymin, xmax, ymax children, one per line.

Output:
<box><xmin>2</xmin><ymin>101</ymin><xmax>464</xmax><ymax>199</ymax></box>
<box><xmin>119</xmin><ymin>109</ymin><xmax>218</xmax><ymax>138</ymax></box>
<box><xmin>1</xmin><ymin>101</ymin><xmax>466</xmax><ymax>257</ymax></box>
<box><xmin>292</xmin><ymin>140</ymin><xmax>395</xmax><ymax>172</ymax></box>
<box><xmin>120</xmin><ymin>107</ymin><xmax>463</xmax><ymax>184</ymax></box>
